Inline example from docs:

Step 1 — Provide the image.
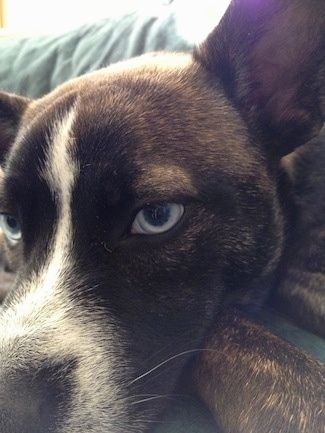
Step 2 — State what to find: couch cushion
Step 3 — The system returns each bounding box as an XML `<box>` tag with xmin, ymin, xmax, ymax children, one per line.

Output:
<box><xmin>0</xmin><ymin>11</ymin><xmax>192</xmax><ymax>98</ymax></box>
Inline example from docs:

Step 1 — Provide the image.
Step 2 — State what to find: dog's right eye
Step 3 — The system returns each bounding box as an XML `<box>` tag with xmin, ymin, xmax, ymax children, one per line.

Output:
<box><xmin>0</xmin><ymin>214</ymin><xmax>22</xmax><ymax>243</ymax></box>
<box><xmin>131</xmin><ymin>203</ymin><xmax>184</xmax><ymax>235</ymax></box>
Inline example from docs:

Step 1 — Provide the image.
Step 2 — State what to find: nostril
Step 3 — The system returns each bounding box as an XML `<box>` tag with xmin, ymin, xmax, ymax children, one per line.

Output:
<box><xmin>0</xmin><ymin>359</ymin><xmax>76</xmax><ymax>433</ymax></box>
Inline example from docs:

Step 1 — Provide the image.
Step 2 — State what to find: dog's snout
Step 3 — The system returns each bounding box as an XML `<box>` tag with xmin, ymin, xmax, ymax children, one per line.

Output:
<box><xmin>0</xmin><ymin>360</ymin><xmax>75</xmax><ymax>433</ymax></box>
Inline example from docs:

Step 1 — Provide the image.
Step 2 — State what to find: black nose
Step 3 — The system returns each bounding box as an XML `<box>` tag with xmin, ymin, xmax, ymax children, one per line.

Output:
<box><xmin>0</xmin><ymin>360</ymin><xmax>75</xmax><ymax>433</ymax></box>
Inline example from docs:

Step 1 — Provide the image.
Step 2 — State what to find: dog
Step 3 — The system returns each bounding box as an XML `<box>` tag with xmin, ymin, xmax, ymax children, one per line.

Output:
<box><xmin>0</xmin><ymin>0</ymin><xmax>324</xmax><ymax>432</ymax></box>
<box><xmin>269</xmin><ymin>128</ymin><xmax>325</xmax><ymax>338</ymax></box>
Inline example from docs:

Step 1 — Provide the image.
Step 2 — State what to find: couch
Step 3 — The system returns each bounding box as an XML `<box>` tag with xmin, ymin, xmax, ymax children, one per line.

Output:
<box><xmin>0</xmin><ymin>5</ymin><xmax>324</xmax><ymax>433</ymax></box>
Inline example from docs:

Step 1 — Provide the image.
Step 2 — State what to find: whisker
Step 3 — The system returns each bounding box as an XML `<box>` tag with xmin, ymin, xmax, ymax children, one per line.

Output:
<box><xmin>130</xmin><ymin>393</ymin><xmax>186</xmax><ymax>405</ymax></box>
<box><xmin>130</xmin><ymin>348</ymin><xmax>225</xmax><ymax>385</ymax></box>
<box><xmin>130</xmin><ymin>349</ymin><xmax>200</xmax><ymax>385</ymax></box>
<box><xmin>143</xmin><ymin>328</ymin><xmax>204</xmax><ymax>365</ymax></box>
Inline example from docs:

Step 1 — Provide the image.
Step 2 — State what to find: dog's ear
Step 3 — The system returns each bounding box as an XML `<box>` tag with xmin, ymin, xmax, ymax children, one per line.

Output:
<box><xmin>194</xmin><ymin>0</ymin><xmax>325</xmax><ymax>156</ymax></box>
<box><xmin>0</xmin><ymin>92</ymin><xmax>30</xmax><ymax>161</ymax></box>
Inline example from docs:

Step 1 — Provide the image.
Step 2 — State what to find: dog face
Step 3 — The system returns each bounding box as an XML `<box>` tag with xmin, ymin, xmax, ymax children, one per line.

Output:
<box><xmin>0</xmin><ymin>1</ymin><xmax>324</xmax><ymax>432</ymax></box>
<box><xmin>0</xmin><ymin>54</ymin><xmax>283</xmax><ymax>433</ymax></box>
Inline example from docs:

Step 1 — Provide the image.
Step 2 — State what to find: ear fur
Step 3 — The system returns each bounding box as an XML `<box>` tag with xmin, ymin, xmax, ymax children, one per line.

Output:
<box><xmin>194</xmin><ymin>0</ymin><xmax>325</xmax><ymax>156</ymax></box>
<box><xmin>0</xmin><ymin>92</ymin><xmax>30</xmax><ymax>162</ymax></box>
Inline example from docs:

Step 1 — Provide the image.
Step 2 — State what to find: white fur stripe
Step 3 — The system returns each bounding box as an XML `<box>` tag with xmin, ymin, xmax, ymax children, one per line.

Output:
<box><xmin>4</xmin><ymin>107</ymin><xmax>79</xmax><ymax>325</ymax></box>
<box><xmin>39</xmin><ymin>106</ymin><xmax>79</xmax><ymax>291</ymax></box>
<box><xmin>0</xmin><ymin>106</ymin><xmax>127</xmax><ymax>432</ymax></box>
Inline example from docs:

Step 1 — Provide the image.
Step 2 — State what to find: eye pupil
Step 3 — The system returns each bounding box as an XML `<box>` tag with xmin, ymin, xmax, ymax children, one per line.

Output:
<box><xmin>143</xmin><ymin>205</ymin><xmax>171</xmax><ymax>227</ymax></box>
<box><xmin>7</xmin><ymin>216</ymin><xmax>18</xmax><ymax>230</ymax></box>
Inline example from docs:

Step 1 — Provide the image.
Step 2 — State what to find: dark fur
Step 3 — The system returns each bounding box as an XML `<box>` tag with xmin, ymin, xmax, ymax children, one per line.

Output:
<box><xmin>270</xmin><ymin>128</ymin><xmax>325</xmax><ymax>337</ymax></box>
<box><xmin>0</xmin><ymin>0</ymin><xmax>324</xmax><ymax>432</ymax></box>
<box><xmin>194</xmin><ymin>307</ymin><xmax>325</xmax><ymax>433</ymax></box>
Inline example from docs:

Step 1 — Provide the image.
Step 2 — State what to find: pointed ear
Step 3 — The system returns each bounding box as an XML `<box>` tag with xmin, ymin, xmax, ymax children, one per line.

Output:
<box><xmin>194</xmin><ymin>0</ymin><xmax>325</xmax><ymax>156</ymax></box>
<box><xmin>0</xmin><ymin>92</ymin><xmax>30</xmax><ymax>162</ymax></box>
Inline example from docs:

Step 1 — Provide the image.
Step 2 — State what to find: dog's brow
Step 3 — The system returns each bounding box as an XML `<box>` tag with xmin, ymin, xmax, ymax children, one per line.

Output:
<box><xmin>137</xmin><ymin>164</ymin><xmax>196</xmax><ymax>197</ymax></box>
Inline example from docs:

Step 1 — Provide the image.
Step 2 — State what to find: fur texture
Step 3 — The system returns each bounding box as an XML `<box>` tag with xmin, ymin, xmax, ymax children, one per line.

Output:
<box><xmin>0</xmin><ymin>1</ymin><xmax>324</xmax><ymax>432</ymax></box>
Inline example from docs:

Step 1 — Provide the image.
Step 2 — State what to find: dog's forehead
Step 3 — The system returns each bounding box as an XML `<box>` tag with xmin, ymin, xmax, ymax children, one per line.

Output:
<box><xmin>12</xmin><ymin>52</ymin><xmax>260</xmax><ymax>202</ymax></box>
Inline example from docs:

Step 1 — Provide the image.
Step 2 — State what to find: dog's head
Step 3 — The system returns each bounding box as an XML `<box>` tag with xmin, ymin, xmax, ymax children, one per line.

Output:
<box><xmin>0</xmin><ymin>1</ymin><xmax>324</xmax><ymax>432</ymax></box>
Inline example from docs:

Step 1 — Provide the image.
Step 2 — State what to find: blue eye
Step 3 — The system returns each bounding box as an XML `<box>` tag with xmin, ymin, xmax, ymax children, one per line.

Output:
<box><xmin>131</xmin><ymin>203</ymin><xmax>184</xmax><ymax>235</ymax></box>
<box><xmin>0</xmin><ymin>214</ymin><xmax>22</xmax><ymax>242</ymax></box>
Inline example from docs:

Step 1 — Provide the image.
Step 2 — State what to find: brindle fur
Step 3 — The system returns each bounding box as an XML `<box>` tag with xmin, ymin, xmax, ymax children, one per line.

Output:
<box><xmin>0</xmin><ymin>0</ymin><xmax>324</xmax><ymax>432</ymax></box>
<box><xmin>270</xmin><ymin>129</ymin><xmax>325</xmax><ymax>338</ymax></box>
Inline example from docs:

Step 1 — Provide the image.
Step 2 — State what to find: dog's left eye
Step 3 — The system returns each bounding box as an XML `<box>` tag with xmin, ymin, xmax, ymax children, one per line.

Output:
<box><xmin>131</xmin><ymin>203</ymin><xmax>184</xmax><ymax>235</ymax></box>
<box><xmin>0</xmin><ymin>214</ymin><xmax>22</xmax><ymax>243</ymax></box>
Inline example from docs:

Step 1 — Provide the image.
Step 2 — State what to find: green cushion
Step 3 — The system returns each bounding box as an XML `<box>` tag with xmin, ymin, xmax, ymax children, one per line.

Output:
<box><xmin>0</xmin><ymin>11</ymin><xmax>192</xmax><ymax>98</ymax></box>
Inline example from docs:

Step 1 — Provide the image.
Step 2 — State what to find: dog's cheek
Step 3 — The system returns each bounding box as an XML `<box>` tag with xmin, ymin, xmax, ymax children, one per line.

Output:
<box><xmin>111</xmin><ymin>197</ymin><xmax>280</xmax><ymax>316</ymax></box>
<box><xmin>1</xmin><ymin>238</ymin><xmax>23</xmax><ymax>273</ymax></box>
<box><xmin>98</xmin><ymin>210</ymin><xmax>280</xmax><ymax>401</ymax></box>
